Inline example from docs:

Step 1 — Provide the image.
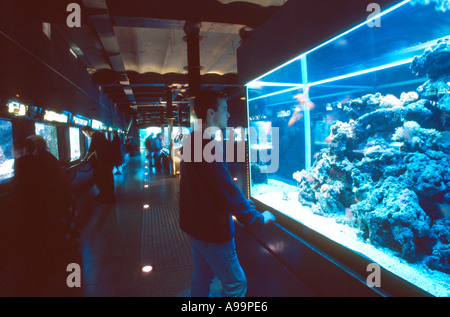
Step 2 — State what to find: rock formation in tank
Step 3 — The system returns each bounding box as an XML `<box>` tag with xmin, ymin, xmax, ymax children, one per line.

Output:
<box><xmin>293</xmin><ymin>37</ymin><xmax>450</xmax><ymax>273</ymax></box>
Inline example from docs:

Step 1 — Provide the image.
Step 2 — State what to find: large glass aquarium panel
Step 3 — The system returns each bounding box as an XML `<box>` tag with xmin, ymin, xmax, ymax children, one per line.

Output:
<box><xmin>247</xmin><ymin>0</ymin><xmax>450</xmax><ymax>296</ymax></box>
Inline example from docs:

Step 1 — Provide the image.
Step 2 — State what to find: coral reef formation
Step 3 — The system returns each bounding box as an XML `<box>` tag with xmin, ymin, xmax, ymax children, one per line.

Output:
<box><xmin>411</xmin><ymin>0</ymin><xmax>450</xmax><ymax>14</ymax></box>
<box><xmin>411</xmin><ymin>37</ymin><xmax>450</xmax><ymax>80</ymax></box>
<box><xmin>293</xmin><ymin>37</ymin><xmax>450</xmax><ymax>273</ymax></box>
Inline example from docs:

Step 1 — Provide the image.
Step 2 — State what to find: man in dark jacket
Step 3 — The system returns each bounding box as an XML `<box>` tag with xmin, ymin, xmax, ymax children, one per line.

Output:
<box><xmin>111</xmin><ymin>130</ymin><xmax>123</xmax><ymax>174</ymax></box>
<box><xmin>179</xmin><ymin>90</ymin><xmax>275</xmax><ymax>297</ymax></box>
<box><xmin>152</xmin><ymin>133</ymin><xmax>164</xmax><ymax>167</ymax></box>
<box><xmin>145</xmin><ymin>133</ymin><xmax>155</xmax><ymax>164</ymax></box>
<box><xmin>14</xmin><ymin>135</ymin><xmax>73</xmax><ymax>294</ymax></box>
<box><xmin>82</xmin><ymin>126</ymin><xmax>115</xmax><ymax>203</ymax></box>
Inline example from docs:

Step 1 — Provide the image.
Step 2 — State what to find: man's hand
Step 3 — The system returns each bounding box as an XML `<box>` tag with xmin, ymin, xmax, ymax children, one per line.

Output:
<box><xmin>261</xmin><ymin>211</ymin><xmax>276</xmax><ymax>224</ymax></box>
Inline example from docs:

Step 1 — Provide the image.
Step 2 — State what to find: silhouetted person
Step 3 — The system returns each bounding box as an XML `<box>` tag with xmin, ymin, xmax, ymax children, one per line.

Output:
<box><xmin>111</xmin><ymin>130</ymin><xmax>123</xmax><ymax>174</ymax></box>
<box><xmin>145</xmin><ymin>133</ymin><xmax>155</xmax><ymax>165</ymax></box>
<box><xmin>12</xmin><ymin>138</ymin><xmax>40</xmax><ymax>295</ymax></box>
<box><xmin>82</xmin><ymin>126</ymin><xmax>115</xmax><ymax>203</ymax></box>
<box><xmin>152</xmin><ymin>133</ymin><xmax>164</xmax><ymax>167</ymax></box>
<box><xmin>12</xmin><ymin>138</ymin><xmax>39</xmax><ymax>256</ymax></box>
<box><xmin>125</xmin><ymin>136</ymin><xmax>138</xmax><ymax>157</ymax></box>
<box><xmin>29</xmin><ymin>135</ymin><xmax>72</xmax><ymax>219</ymax></box>
<box><xmin>13</xmin><ymin>135</ymin><xmax>72</xmax><ymax>295</ymax></box>
<box><xmin>13</xmin><ymin>138</ymin><xmax>39</xmax><ymax>211</ymax></box>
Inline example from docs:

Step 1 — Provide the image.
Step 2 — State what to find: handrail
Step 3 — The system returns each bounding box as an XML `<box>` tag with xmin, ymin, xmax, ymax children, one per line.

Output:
<box><xmin>64</xmin><ymin>160</ymin><xmax>92</xmax><ymax>172</ymax></box>
<box><xmin>64</xmin><ymin>160</ymin><xmax>93</xmax><ymax>181</ymax></box>
<box><xmin>0</xmin><ymin>160</ymin><xmax>94</xmax><ymax>198</ymax></box>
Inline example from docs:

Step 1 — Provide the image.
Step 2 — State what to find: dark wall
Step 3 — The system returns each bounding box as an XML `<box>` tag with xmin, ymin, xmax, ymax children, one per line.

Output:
<box><xmin>0</xmin><ymin>1</ymin><xmax>125</xmax><ymax>128</ymax></box>
<box><xmin>237</xmin><ymin>0</ymin><xmax>400</xmax><ymax>85</ymax></box>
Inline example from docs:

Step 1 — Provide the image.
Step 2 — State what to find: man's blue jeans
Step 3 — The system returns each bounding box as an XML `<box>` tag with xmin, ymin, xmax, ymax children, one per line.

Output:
<box><xmin>190</xmin><ymin>237</ymin><xmax>247</xmax><ymax>297</ymax></box>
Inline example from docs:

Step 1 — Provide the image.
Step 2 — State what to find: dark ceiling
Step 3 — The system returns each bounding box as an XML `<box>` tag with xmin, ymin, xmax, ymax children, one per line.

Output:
<box><xmin>19</xmin><ymin>0</ymin><xmax>287</xmax><ymax>127</ymax></box>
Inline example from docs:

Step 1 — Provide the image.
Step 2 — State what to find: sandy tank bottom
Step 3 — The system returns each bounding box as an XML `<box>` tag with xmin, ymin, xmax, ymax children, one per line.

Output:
<box><xmin>252</xmin><ymin>179</ymin><xmax>450</xmax><ymax>297</ymax></box>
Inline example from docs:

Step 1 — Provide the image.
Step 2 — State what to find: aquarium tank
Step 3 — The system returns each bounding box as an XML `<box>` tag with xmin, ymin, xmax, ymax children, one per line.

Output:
<box><xmin>35</xmin><ymin>122</ymin><xmax>59</xmax><ymax>159</ymax></box>
<box><xmin>69</xmin><ymin>127</ymin><xmax>81</xmax><ymax>161</ymax></box>
<box><xmin>246</xmin><ymin>0</ymin><xmax>450</xmax><ymax>296</ymax></box>
<box><xmin>0</xmin><ymin>119</ymin><xmax>14</xmax><ymax>183</ymax></box>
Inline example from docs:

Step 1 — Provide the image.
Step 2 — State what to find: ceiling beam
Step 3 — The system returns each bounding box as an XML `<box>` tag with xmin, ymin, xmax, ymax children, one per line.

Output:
<box><xmin>87</xmin><ymin>9</ymin><xmax>137</xmax><ymax>111</ymax></box>
<box><xmin>93</xmin><ymin>70</ymin><xmax>238</xmax><ymax>86</ymax></box>
<box><xmin>105</xmin><ymin>0</ymin><xmax>280</xmax><ymax>28</ymax></box>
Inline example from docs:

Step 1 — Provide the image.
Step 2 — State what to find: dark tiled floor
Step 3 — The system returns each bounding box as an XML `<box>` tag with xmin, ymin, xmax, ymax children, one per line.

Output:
<box><xmin>35</xmin><ymin>154</ymin><xmax>224</xmax><ymax>297</ymax></box>
<box><xmin>28</xmin><ymin>154</ymin><xmax>313</xmax><ymax>298</ymax></box>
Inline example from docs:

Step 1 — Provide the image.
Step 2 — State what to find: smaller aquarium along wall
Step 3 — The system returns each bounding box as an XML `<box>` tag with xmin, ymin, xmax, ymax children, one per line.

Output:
<box><xmin>246</xmin><ymin>0</ymin><xmax>450</xmax><ymax>296</ymax></box>
<box><xmin>69</xmin><ymin>127</ymin><xmax>81</xmax><ymax>161</ymax></box>
<box><xmin>0</xmin><ymin>118</ymin><xmax>13</xmax><ymax>183</ymax></box>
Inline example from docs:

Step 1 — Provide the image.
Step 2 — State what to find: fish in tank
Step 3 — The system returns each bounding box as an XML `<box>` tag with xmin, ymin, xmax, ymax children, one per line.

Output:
<box><xmin>247</xmin><ymin>0</ymin><xmax>450</xmax><ymax>296</ymax></box>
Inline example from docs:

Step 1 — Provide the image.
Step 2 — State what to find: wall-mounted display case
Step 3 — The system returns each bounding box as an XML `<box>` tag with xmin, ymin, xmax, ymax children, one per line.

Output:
<box><xmin>246</xmin><ymin>0</ymin><xmax>450</xmax><ymax>296</ymax></box>
<box><xmin>35</xmin><ymin>122</ymin><xmax>59</xmax><ymax>159</ymax></box>
<box><xmin>69</xmin><ymin>127</ymin><xmax>81</xmax><ymax>162</ymax></box>
<box><xmin>0</xmin><ymin>118</ymin><xmax>14</xmax><ymax>183</ymax></box>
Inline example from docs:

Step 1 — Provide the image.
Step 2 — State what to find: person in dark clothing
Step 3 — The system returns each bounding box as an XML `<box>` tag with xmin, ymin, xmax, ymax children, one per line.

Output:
<box><xmin>145</xmin><ymin>133</ymin><xmax>155</xmax><ymax>165</ymax></box>
<box><xmin>13</xmin><ymin>138</ymin><xmax>40</xmax><ymax>209</ymax></box>
<box><xmin>28</xmin><ymin>135</ymin><xmax>72</xmax><ymax>222</ymax></box>
<box><xmin>13</xmin><ymin>135</ymin><xmax>73</xmax><ymax>295</ymax></box>
<box><xmin>179</xmin><ymin>90</ymin><xmax>275</xmax><ymax>297</ymax></box>
<box><xmin>12</xmin><ymin>138</ymin><xmax>41</xmax><ymax>295</ymax></box>
<box><xmin>125</xmin><ymin>136</ymin><xmax>138</xmax><ymax>157</ymax></box>
<box><xmin>82</xmin><ymin>126</ymin><xmax>115</xmax><ymax>203</ymax></box>
<box><xmin>152</xmin><ymin>133</ymin><xmax>165</xmax><ymax>167</ymax></box>
<box><xmin>111</xmin><ymin>130</ymin><xmax>123</xmax><ymax>174</ymax></box>
<box><xmin>13</xmin><ymin>139</ymin><xmax>41</xmax><ymax>253</ymax></box>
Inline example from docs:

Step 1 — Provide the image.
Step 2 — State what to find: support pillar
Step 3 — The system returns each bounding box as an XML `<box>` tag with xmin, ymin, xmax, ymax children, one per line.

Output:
<box><xmin>166</xmin><ymin>87</ymin><xmax>175</xmax><ymax>176</ymax></box>
<box><xmin>183</xmin><ymin>21</ymin><xmax>202</xmax><ymax>98</ymax></box>
<box><xmin>184</xmin><ymin>21</ymin><xmax>202</xmax><ymax>131</ymax></box>
<box><xmin>168</xmin><ymin>118</ymin><xmax>175</xmax><ymax>176</ymax></box>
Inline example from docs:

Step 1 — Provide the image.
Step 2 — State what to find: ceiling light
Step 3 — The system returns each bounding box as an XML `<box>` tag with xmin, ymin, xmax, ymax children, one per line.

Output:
<box><xmin>42</xmin><ymin>22</ymin><xmax>51</xmax><ymax>40</ymax></box>
<box><xmin>124</xmin><ymin>87</ymin><xmax>134</xmax><ymax>95</ymax></box>
<box><xmin>142</xmin><ymin>265</ymin><xmax>153</xmax><ymax>273</ymax></box>
<box><xmin>70</xmin><ymin>48</ymin><xmax>78</xmax><ymax>59</ymax></box>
